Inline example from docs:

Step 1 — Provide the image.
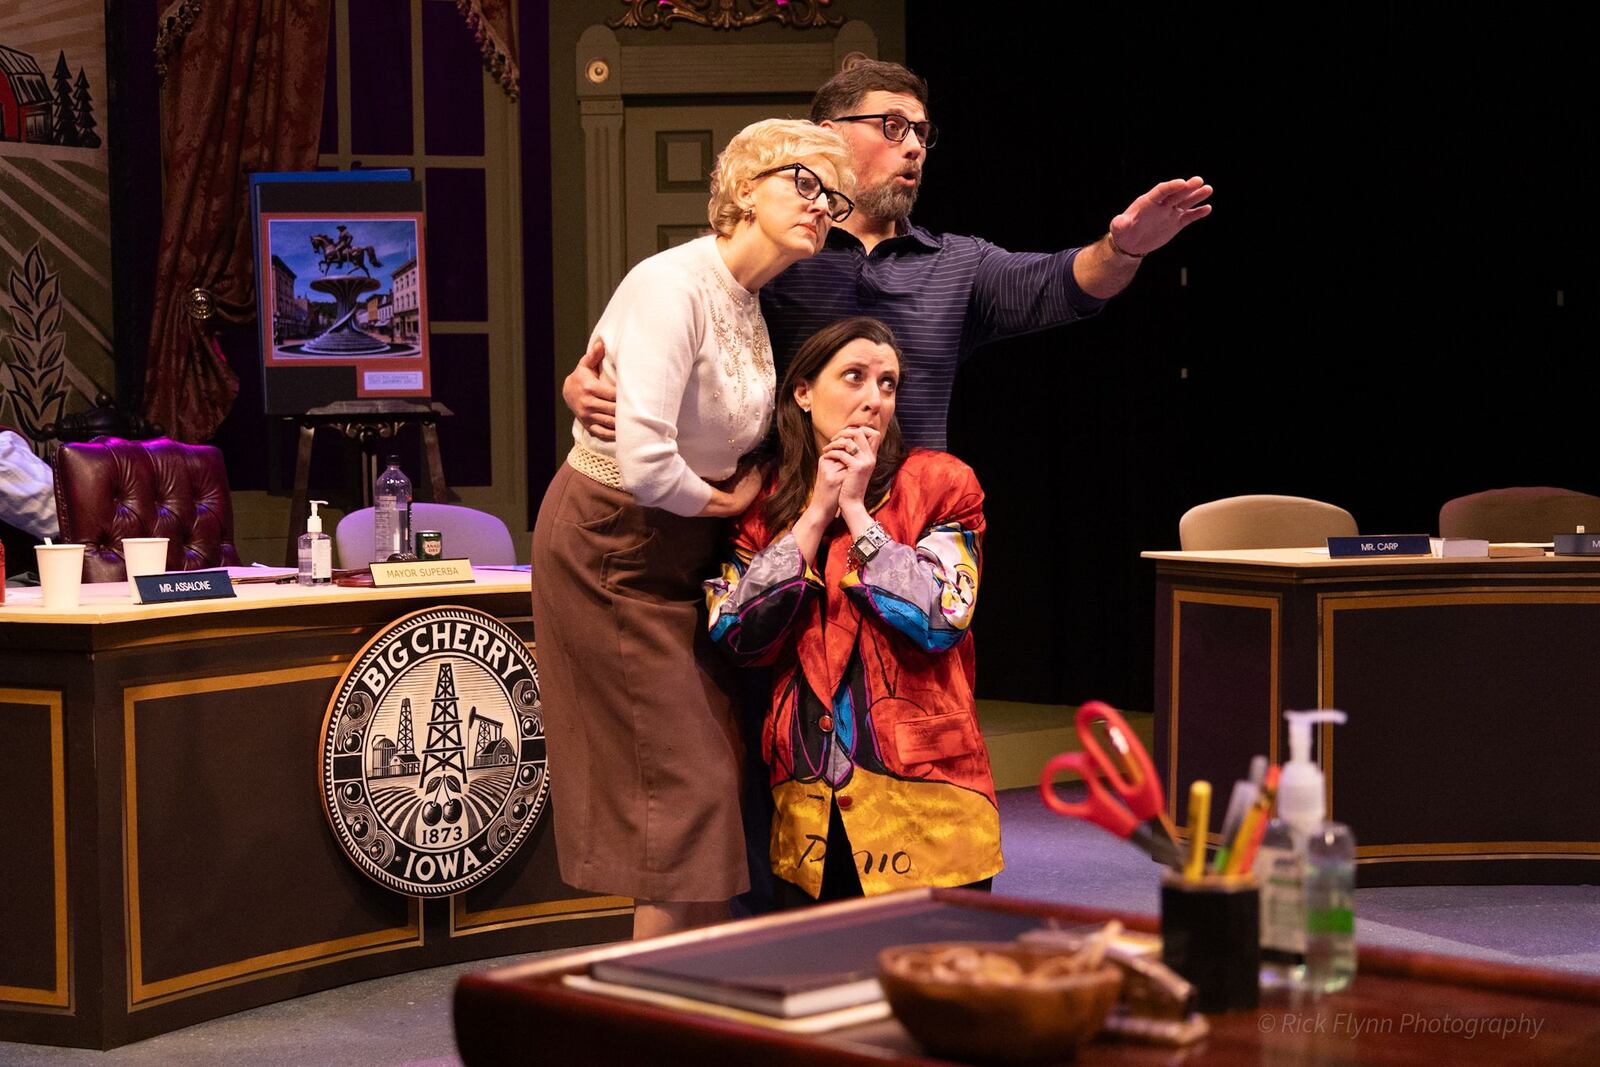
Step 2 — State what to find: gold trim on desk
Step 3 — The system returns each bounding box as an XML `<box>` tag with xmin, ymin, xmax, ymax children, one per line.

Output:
<box><xmin>1319</xmin><ymin>588</ymin><xmax>1600</xmax><ymax>817</ymax></box>
<box><xmin>108</xmin><ymin>622</ymin><xmax>366</xmax><ymax>651</ymax></box>
<box><xmin>0</xmin><ymin>572</ymin><xmax>534</xmax><ymax>627</ymax></box>
<box><xmin>450</xmin><ymin>894</ymin><xmax>634</xmax><ymax>938</ymax></box>
<box><xmin>0</xmin><ymin>688</ymin><xmax>70</xmax><ymax>1011</ymax></box>
<box><xmin>123</xmin><ymin>664</ymin><xmax>424</xmax><ymax>1010</ymax></box>
<box><xmin>1359</xmin><ymin>841</ymin><xmax>1600</xmax><ymax>860</ymax></box>
<box><xmin>1322</xmin><ymin>589</ymin><xmax>1600</xmax><ymax>613</ymax></box>
<box><xmin>1168</xmin><ymin>589</ymin><xmax>1281</xmax><ymax>812</ymax></box>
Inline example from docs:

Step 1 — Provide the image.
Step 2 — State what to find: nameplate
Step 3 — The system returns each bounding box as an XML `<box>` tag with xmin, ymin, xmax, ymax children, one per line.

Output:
<box><xmin>1552</xmin><ymin>533</ymin><xmax>1600</xmax><ymax>556</ymax></box>
<box><xmin>134</xmin><ymin>570</ymin><xmax>238</xmax><ymax>603</ymax></box>
<box><xmin>1326</xmin><ymin>535</ymin><xmax>1432</xmax><ymax>558</ymax></box>
<box><xmin>369</xmin><ymin>558</ymin><xmax>476</xmax><ymax>587</ymax></box>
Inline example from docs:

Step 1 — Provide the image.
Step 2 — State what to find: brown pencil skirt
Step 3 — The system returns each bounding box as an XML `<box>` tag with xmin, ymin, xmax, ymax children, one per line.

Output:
<box><xmin>530</xmin><ymin>463</ymin><xmax>747</xmax><ymax>902</ymax></box>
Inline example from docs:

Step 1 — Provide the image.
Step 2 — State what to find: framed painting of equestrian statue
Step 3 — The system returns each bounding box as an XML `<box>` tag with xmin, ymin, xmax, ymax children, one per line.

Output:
<box><xmin>251</xmin><ymin>173</ymin><xmax>433</xmax><ymax>415</ymax></box>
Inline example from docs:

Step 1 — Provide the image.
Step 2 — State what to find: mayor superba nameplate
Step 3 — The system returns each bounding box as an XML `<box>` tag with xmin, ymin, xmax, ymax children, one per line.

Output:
<box><xmin>370</xmin><ymin>558</ymin><xmax>475</xmax><ymax>587</ymax></box>
<box><xmin>319</xmin><ymin>606</ymin><xmax>547</xmax><ymax>896</ymax></box>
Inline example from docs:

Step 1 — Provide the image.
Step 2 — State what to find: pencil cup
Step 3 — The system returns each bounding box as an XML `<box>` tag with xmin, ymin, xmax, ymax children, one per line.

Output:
<box><xmin>1160</xmin><ymin>872</ymin><xmax>1260</xmax><ymax>1013</ymax></box>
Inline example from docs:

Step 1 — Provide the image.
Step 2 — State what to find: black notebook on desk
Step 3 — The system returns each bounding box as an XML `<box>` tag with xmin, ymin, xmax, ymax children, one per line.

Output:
<box><xmin>588</xmin><ymin>894</ymin><xmax>1045</xmax><ymax>1018</ymax></box>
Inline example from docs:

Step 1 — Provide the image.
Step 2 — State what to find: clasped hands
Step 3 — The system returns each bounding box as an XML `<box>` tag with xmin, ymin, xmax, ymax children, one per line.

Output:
<box><xmin>803</xmin><ymin>425</ymin><xmax>879</xmax><ymax>529</ymax></box>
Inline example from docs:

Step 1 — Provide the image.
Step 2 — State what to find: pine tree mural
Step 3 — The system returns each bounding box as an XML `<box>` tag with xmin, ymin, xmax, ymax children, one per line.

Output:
<box><xmin>51</xmin><ymin>52</ymin><xmax>79</xmax><ymax>147</ymax></box>
<box><xmin>74</xmin><ymin>68</ymin><xmax>100</xmax><ymax>149</ymax></box>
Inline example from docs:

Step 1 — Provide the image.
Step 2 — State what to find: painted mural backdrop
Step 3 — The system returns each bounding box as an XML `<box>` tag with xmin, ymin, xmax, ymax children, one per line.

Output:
<box><xmin>0</xmin><ymin>2</ymin><xmax>112</xmax><ymax>450</ymax></box>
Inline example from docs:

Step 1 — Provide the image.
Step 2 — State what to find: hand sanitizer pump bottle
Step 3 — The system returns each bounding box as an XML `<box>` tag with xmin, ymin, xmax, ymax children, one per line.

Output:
<box><xmin>1272</xmin><ymin>709</ymin><xmax>1357</xmax><ymax>994</ymax></box>
<box><xmin>298</xmin><ymin>499</ymin><xmax>333</xmax><ymax>586</ymax></box>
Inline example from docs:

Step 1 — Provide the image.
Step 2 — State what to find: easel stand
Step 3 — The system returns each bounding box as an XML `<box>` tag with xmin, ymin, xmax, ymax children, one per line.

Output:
<box><xmin>283</xmin><ymin>399</ymin><xmax>455</xmax><ymax>565</ymax></box>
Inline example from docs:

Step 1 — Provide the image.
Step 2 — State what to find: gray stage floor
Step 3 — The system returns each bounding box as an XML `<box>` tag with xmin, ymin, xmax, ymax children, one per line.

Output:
<box><xmin>6</xmin><ymin>786</ymin><xmax>1596</xmax><ymax>1065</ymax></box>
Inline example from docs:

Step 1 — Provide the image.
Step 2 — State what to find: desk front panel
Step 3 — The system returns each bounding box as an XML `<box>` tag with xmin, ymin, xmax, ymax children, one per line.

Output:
<box><xmin>1155</xmin><ymin>562</ymin><xmax>1600</xmax><ymax>885</ymax></box>
<box><xmin>0</xmin><ymin>588</ymin><xmax>630</xmax><ymax>1048</ymax></box>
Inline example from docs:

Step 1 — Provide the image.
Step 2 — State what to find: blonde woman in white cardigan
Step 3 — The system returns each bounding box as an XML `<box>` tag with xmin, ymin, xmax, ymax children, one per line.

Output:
<box><xmin>532</xmin><ymin>118</ymin><xmax>854</xmax><ymax>939</ymax></box>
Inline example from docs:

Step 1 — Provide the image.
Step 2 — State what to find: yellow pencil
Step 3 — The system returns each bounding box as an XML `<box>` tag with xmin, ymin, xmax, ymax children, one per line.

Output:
<box><xmin>1222</xmin><ymin>805</ymin><xmax>1262</xmax><ymax>876</ymax></box>
<box><xmin>1184</xmin><ymin>780</ymin><xmax>1211</xmax><ymax>881</ymax></box>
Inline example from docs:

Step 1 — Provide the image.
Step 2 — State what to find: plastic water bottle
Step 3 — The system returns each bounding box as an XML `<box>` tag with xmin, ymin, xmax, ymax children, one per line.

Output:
<box><xmin>1256</xmin><ymin>817</ymin><xmax>1307</xmax><ymax>991</ymax></box>
<box><xmin>1304</xmin><ymin>822</ymin><xmax>1357</xmax><ymax>992</ymax></box>
<box><xmin>373</xmin><ymin>457</ymin><xmax>414</xmax><ymax>562</ymax></box>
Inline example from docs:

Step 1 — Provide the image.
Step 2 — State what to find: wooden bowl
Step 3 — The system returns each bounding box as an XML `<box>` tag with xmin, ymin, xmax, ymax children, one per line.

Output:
<box><xmin>878</xmin><ymin>941</ymin><xmax>1122</xmax><ymax>1064</ymax></box>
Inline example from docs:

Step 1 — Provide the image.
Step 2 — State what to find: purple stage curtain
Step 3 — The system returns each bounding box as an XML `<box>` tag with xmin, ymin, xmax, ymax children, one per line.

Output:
<box><xmin>145</xmin><ymin>0</ymin><xmax>330</xmax><ymax>442</ymax></box>
<box><xmin>456</xmin><ymin>0</ymin><xmax>520</xmax><ymax>100</ymax></box>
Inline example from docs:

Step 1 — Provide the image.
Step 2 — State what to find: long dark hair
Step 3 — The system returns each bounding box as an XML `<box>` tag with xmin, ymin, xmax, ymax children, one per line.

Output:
<box><xmin>763</xmin><ymin>316</ymin><xmax>909</xmax><ymax>533</ymax></box>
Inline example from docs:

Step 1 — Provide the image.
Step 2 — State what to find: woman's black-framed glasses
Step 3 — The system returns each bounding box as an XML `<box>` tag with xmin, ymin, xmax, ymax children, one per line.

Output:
<box><xmin>755</xmin><ymin>163</ymin><xmax>854</xmax><ymax>222</ymax></box>
<box><xmin>833</xmin><ymin>113</ymin><xmax>938</xmax><ymax>148</ymax></box>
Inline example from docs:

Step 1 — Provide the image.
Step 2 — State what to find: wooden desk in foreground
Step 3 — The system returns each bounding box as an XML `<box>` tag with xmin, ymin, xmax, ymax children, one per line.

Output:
<box><xmin>0</xmin><ymin>571</ymin><xmax>631</xmax><ymax>1049</ymax></box>
<box><xmin>452</xmin><ymin>889</ymin><xmax>1600</xmax><ymax>1066</ymax></box>
<box><xmin>1144</xmin><ymin>548</ymin><xmax>1600</xmax><ymax>886</ymax></box>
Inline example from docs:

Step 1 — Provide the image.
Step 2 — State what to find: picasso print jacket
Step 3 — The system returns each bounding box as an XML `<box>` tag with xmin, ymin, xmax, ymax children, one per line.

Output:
<box><xmin>705</xmin><ymin>449</ymin><xmax>1002</xmax><ymax>898</ymax></box>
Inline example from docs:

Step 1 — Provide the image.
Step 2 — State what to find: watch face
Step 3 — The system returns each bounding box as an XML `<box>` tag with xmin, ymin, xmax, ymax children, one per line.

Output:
<box><xmin>851</xmin><ymin>523</ymin><xmax>889</xmax><ymax>566</ymax></box>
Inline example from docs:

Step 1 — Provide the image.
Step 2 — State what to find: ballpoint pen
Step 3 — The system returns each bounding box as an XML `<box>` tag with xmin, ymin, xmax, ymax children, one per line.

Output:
<box><xmin>1225</xmin><ymin>765</ymin><xmax>1280</xmax><ymax>876</ymax></box>
<box><xmin>1212</xmin><ymin>754</ymin><xmax>1266</xmax><ymax>874</ymax></box>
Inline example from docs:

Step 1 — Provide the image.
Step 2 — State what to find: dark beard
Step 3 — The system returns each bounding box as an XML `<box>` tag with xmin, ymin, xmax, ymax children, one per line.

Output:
<box><xmin>856</xmin><ymin>179</ymin><xmax>919</xmax><ymax>223</ymax></box>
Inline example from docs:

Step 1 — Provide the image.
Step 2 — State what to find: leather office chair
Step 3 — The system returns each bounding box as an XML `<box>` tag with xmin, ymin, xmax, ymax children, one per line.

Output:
<box><xmin>1438</xmin><ymin>487</ymin><xmax>1600</xmax><ymax>541</ymax></box>
<box><xmin>53</xmin><ymin>436</ymin><xmax>242</xmax><ymax>582</ymax></box>
<box><xmin>1179</xmin><ymin>494</ymin><xmax>1358</xmax><ymax>550</ymax></box>
<box><xmin>335</xmin><ymin>502</ymin><xmax>517</xmax><ymax>568</ymax></box>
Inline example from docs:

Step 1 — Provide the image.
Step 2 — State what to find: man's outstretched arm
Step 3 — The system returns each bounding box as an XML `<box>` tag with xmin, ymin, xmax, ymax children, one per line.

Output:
<box><xmin>1074</xmin><ymin>176</ymin><xmax>1214</xmax><ymax>299</ymax></box>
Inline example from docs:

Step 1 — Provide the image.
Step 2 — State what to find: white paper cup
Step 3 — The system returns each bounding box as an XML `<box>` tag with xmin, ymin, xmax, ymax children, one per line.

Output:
<box><xmin>123</xmin><ymin>537</ymin><xmax>170</xmax><ymax>603</ymax></box>
<box><xmin>35</xmin><ymin>543</ymin><xmax>86</xmax><ymax>611</ymax></box>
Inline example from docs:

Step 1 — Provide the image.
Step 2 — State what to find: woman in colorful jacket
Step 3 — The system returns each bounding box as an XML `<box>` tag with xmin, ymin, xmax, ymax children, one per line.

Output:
<box><xmin>705</xmin><ymin>316</ymin><xmax>1000</xmax><ymax>904</ymax></box>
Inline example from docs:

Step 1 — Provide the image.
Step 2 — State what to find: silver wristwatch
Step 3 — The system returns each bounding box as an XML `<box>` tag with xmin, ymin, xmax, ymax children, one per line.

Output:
<box><xmin>848</xmin><ymin>521</ymin><xmax>891</xmax><ymax>567</ymax></box>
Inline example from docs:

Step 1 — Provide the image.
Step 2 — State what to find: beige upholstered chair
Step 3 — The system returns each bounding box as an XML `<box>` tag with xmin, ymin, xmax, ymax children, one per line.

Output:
<box><xmin>335</xmin><ymin>503</ymin><xmax>516</xmax><ymax>568</ymax></box>
<box><xmin>1179</xmin><ymin>494</ymin><xmax>1358</xmax><ymax>551</ymax></box>
<box><xmin>1438</xmin><ymin>487</ymin><xmax>1600</xmax><ymax>542</ymax></box>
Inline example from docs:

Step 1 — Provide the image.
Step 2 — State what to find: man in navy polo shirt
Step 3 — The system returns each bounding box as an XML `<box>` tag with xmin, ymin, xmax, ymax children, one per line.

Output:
<box><xmin>563</xmin><ymin>58</ymin><xmax>1213</xmax><ymax>450</ymax></box>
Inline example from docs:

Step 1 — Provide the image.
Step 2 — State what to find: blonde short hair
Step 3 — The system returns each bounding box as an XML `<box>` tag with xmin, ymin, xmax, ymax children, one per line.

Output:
<box><xmin>707</xmin><ymin>119</ymin><xmax>853</xmax><ymax>237</ymax></box>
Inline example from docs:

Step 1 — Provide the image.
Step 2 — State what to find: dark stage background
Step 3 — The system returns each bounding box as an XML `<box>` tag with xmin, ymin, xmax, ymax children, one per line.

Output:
<box><xmin>104</xmin><ymin>4</ymin><xmax>1590</xmax><ymax>713</ymax></box>
<box><xmin>908</xmin><ymin>5</ymin><xmax>1591</xmax><ymax>710</ymax></box>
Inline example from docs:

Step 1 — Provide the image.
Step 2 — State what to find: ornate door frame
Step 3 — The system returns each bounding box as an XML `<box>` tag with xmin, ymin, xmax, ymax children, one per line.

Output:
<box><xmin>572</xmin><ymin>21</ymin><xmax>879</xmax><ymax>324</ymax></box>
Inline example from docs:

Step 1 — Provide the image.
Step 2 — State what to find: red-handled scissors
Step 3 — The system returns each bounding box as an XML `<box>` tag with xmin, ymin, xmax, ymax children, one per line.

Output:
<box><xmin>1038</xmin><ymin>701</ymin><xmax>1183</xmax><ymax>869</ymax></box>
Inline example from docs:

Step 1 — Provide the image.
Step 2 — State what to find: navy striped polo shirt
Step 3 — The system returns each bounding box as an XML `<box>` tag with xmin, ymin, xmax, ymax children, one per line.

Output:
<box><xmin>761</xmin><ymin>223</ymin><xmax>1105</xmax><ymax>449</ymax></box>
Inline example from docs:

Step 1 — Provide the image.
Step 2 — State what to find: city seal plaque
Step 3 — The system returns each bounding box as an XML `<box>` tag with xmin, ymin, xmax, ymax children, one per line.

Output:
<box><xmin>319</xmin><ymin>606</ymin><xmax>548</xmax><ymax>896</ymax></box>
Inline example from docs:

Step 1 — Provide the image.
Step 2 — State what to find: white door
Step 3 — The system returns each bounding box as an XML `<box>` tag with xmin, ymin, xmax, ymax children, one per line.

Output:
<box><xmin>622</xmin><ymin>102</ymin><xmax>808</xmax><ymax>269</ymax></box>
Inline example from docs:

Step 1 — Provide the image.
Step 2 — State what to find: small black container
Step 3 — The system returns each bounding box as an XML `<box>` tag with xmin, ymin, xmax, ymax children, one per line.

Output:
<box><xmin>1160</xmin><ymin>873</ymin><xmax>1260</xmax><ymax>1013</ymax></box>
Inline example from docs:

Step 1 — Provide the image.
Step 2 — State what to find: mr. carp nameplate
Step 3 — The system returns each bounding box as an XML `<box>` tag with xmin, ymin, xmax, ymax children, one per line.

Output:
<box><xmin>319</xmin><ymin>606</ymin><xmax>547</xmax><ymax>896</ymax></box>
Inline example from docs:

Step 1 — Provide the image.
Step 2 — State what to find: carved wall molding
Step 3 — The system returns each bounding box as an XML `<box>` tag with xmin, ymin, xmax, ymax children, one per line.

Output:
<box><xmin>608</xmin><ymin>0</ymin><xmax>845</xmax><ymax>32</ymax></box>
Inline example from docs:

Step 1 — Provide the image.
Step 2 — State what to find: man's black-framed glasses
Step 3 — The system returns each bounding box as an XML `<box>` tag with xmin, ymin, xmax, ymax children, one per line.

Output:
<box><xmin>833</xmin><ymin>113</ymin><xmax>938</xmax><ymax>148</ymax></box>
<box><xmin>755</xmin><ymin>163</ymin><xmax>855</xmax><ymax>222</ymax></box>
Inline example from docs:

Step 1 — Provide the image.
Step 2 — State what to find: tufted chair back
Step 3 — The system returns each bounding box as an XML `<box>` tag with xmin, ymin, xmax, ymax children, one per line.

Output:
<box><xmin>53</xmin><ymin>436</ymin><xmax>242</xmax><ymax>582</ymax></box>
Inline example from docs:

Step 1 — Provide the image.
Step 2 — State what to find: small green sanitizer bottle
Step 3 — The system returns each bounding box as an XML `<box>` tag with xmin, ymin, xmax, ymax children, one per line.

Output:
<box><xmin>1278</xmin><ymin>709</ymin><xmax>1356</xmax><ymax>994</ymax></box>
